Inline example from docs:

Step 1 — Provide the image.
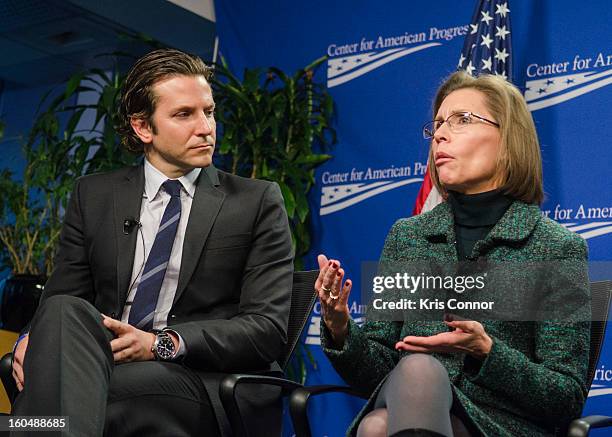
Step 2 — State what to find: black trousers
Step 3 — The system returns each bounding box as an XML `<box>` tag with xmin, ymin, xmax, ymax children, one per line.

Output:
<box><xmin>10</xmin><ymin>295</ymin><xmax>223</xmax><ymax>437</ymax></box>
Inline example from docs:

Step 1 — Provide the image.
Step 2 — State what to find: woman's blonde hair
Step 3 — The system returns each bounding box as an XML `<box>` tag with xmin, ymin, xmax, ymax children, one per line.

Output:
<box><xmin>427</xmin><ymin>71</ymin><xmax>544</xmax><ymax>205</ymax></box>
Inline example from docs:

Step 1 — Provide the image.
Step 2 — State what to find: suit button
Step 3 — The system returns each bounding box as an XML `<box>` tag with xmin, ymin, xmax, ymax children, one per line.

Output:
<box><xmin>170</xmin><ymin>314</ymin><xmax>176</xmax><ymax>319</ymax></box>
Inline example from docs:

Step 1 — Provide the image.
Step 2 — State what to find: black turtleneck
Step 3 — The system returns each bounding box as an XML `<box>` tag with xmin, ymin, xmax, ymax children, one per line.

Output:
<box><xmin>447</xmin><ymin>189</ymin><xmax>513</xmax><ymax>260</ymax></box>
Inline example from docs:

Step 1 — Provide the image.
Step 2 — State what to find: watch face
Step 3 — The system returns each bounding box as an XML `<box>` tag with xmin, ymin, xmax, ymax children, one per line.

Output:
<box><xmin>156</xmin><ymin>333</ymin><xmax>175</xmax><ymax>360</ymax></box>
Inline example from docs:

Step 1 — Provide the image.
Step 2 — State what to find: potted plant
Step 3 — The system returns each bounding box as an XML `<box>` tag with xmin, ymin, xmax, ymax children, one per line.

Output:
<box><xmin>212</xmin><ymin>57</ymin><xmax>336</xmax><ymax>383</ymax></box>
<box><xmin>0</xmin><ymin>61</ymin><xmax>137</xmax><ymax>331</ymax></box>
<box><xmin>213</xmin><ymin>56</ymin><xmax>336</xmax><ymax>270</ymax></box>
<box><xmin>0</xmin><ymin>110</ymin><xmax>66</xmax><ymax>330</ymax></box>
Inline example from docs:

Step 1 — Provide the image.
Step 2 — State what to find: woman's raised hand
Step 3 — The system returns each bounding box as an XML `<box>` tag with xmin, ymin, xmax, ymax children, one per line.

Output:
<box><xmin>316</xmin><ymin>254</ymin><xmax>353</xmax><ymax>347</ymax></box>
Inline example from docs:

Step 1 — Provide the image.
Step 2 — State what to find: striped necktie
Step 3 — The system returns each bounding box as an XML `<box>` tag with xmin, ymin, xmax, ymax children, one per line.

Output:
<box><xmin>128</xmin><ymin>179</ymin><xmax>182</xmax><ymax>331</ymax></box>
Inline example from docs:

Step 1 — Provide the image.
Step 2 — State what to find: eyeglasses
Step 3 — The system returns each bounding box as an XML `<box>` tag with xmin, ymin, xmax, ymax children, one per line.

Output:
<box><xmin>422</xmin><ymin>112</ymin><xmax>500</xmax><ymax>139</ymax></box>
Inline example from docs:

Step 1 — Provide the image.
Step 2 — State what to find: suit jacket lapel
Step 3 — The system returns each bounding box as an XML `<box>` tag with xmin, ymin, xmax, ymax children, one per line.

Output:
<box><xmin>174</xmin><ymin>165</ymin><xmax>225</xmax><ymax>304</ymax></box>
<box><xmin>472</xmin><ymin>201</ymin><xmax>541</xmax><ymax>256</ymax></box>
<box><xmin>422</xmin><ymin>201</ymin><xmax>458</xmax><ymax>261</ymax></box>
<box><xmin>114</xmin><ymin>165</ymin><xmax>145</xmax><ymax>308</ymax></box>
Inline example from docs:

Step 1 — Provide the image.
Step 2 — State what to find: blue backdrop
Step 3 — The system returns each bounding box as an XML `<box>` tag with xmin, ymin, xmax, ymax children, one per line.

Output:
<box><xmin>215</xmin><ymin>1</ymin><xmax>612</xmax><ymax>435</ymax></box>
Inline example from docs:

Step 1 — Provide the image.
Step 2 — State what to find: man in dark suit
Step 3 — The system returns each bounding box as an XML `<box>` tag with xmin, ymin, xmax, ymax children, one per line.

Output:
<box><xmin>10</xmin><ymin>48</ymin><xmax>293</xmax><ymax>436</ymax></box>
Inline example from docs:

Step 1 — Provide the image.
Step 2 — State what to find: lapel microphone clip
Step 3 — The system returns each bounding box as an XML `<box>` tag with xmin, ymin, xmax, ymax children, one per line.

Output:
<box><xmin>123</xmin><ymin>217</ymin><xmax>142</xmax><ymax>235</ymax></box>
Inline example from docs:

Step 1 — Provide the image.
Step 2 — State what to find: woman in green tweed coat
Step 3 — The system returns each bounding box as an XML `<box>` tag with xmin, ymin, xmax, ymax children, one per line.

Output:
<box><xmin>315</xmin><ymin>72</ymin><xmax>590</xmax><ymax>437</ymax></box>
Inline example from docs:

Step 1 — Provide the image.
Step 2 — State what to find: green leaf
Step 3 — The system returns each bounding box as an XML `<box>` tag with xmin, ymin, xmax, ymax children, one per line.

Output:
<box><xmin>243</xmin><ymin>68</ymin><xmax>262</xmax><ymax>92</ymax></box>
<box><xmin>295</xmin><ymin>191</ymin><xmax>309</xmax><ymax>223</ymax></box>
<box><xmin>65</xmin><ymin>108</ymin><xmax>86</xmax><ymax>138</ymax></box>
<box><xmin>64</xmin><ymin>73</ymin><xmax>85</xmax><ymax>99</ymax></box>
<box><xmin>278</xmin><ymin>181</ymin><xmax>296</xmax><ymax>218</ymax></box>
<box><xmin>219</xmin><ymin>138</ymin><xmax>232</xmax><ymax>154</ymax></box>
<box><xmin>88</xmin><ymin>69</ymin><xmax>112</xmax><ymax>85</ymax></box>
<box><xmin>268</xmin><ymin>67</ymin><xmax>290</xmax><ymax>85</ymax></box>
<box><xmin>294</xmin><ymin>153</ymin><xmax>332</xmax><ymax>166</ymax></box>
<box><xmin>100</xmin><ymin>85</ymin><xmax>117</xmax><ymax>110</ymax></box>
<box><xmin>261</xmin><ymin>159</ymin><xmax>269</xmax><ymax>178</ymax></box>
<box><xmin>294</xmin><ymin>55</ymin><xmax>328</xmax><ymax>81</ymax></box>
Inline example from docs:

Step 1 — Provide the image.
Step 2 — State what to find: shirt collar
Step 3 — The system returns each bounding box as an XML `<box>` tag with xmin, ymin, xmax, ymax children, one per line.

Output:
<box><xmin>143</xmin><ymin>159</ymin><xmax>201</xmax><ymax>202</ymax></box>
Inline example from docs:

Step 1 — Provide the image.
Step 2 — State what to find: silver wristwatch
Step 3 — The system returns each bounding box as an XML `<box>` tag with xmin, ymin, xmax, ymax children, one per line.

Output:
<box><xmin>152</xmin><ymin>331</ymin><xmax>176</xmax><ymax>361</ymax></box>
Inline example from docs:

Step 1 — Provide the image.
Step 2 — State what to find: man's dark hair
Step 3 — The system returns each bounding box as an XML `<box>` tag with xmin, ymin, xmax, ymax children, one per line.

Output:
<box><xmin>116</xmin><ymin>48</ymin><xmax>213</xmax><ymax>153</ymax></box>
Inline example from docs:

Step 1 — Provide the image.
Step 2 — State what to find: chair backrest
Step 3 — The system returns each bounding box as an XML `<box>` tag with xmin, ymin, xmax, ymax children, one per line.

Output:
<box><xmin>279</xmin><ymin>270</ymin><xmax>319</xmax><ymax>370</ymax></box>
<box><xmin>0</xmin><ymin>352</ymin><xmax>16</xmax><ymax>403</ymax></box>
<box><xmin>587</xmin><ymin>280</ymin><xmax>612</xmax><ymax>385</ymax></box>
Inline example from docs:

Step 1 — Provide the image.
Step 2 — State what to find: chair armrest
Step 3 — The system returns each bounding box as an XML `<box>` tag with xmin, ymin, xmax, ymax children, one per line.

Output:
<box><xmin>289</xmin><ymin>385</ymin><xmax>366</xmax><ymax>437</ymax></box>
<box><xmin>567</xmin><ymin>415</ymin><xmax>612</xmax><ymax>437</ymax></box>
<box><xmin>219</xmin><ymin>373</ymin><xmax>304</xmax><ymax>437</ymax></box>
<box><xmin>0</xmin><ymin>353</ymin><xmax>16</xmax><ymax>404</ymax></box>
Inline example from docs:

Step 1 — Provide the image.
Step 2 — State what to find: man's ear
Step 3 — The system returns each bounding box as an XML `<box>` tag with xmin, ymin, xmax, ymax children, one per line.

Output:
<box><xmin>130</xmin><ymin>117</ymin><xmax>154</xmax><ymax>144</ymax></box>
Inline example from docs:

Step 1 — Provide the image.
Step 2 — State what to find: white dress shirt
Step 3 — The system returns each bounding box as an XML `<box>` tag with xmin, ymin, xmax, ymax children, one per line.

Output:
<box><xmin>121</xmin><ymin>159</ymin><xmax>201</xmax><ymax>355</ymax></box>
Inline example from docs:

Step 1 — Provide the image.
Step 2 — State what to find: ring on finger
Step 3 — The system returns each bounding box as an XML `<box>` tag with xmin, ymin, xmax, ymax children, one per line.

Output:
<box><xmin>329</xmin><ymin>290</ymin><xmax>339</xmax><ymax>300</ymax></box>
<box><xmin>322</xmin><ymin>286</ymin><xmax>332</xmax><ymax>293</ymax></box>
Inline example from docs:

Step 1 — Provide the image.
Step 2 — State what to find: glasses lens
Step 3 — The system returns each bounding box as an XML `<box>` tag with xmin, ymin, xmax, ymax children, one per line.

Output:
<box><xmin>448</xmin><ymin>113</ymin><xmax>472</xmax><ymax>129</ymax></box>
<box><xmin>423</xmin><ymin>122</ymin><xmax>434</xmax><ymax>139</ymax></box>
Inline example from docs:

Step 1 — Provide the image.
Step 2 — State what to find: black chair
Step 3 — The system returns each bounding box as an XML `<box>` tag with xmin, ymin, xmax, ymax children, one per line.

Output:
<box><xmin>0</xmin><ymin>346</ymin><xmax>16</xmax><ymax>406</ymax></box>
<box><xmin>0</xmin><ymin>270</ymin><xmax>320</xmax><ymax>424</ymax></box>
<box><xmin>289</xmin><ymin>280</ymin><xmax>612</xmax><ymax>437</ymax></box>
<box><xmin>567</xmin><ymin>281</ymin><xmax>612</xmax><ymax>436</ymax></box>
<box><xmin>219</xmin><ymin>269</ymin><xmax>319</xmax><ymax>436</ymax></box>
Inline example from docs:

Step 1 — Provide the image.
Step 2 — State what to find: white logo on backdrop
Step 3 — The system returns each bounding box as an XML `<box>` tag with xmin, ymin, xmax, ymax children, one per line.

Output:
<box><xmin>546</xmin><ymin>204</ymin><xmax>612</xmax><ymax>240</ymax></box>
<box><xmin>525</xmin><ymin>53</ymin><xmax>612</xmax><ymax>111</ymax></box>
<box><xmin>563</xmin><ymin>222</ymin><xmax>612</xmax><ymax>240</ymax></box>
<box><xmin>327</xmin><ymin>44</ymin><xmax>441</xmax><ymax>88</ymax></box>
<box><xmin>589</xmin><ymin>365</ymin><xmax>612</xmax><ymax>398</ymax></box>
<box><xmin>326</xmin><ymin>24</ymin><xmax>469</xmax><ymax>88</ymax></box>
<box><xmin>321</xmin><ymin>179</ymin><xmax>423</xmax><ymax>216</ymax></box>
<box><xmin>319</xmin><ymin>163</ymin><xmax>428</xmax><ymax>216</ymax></box>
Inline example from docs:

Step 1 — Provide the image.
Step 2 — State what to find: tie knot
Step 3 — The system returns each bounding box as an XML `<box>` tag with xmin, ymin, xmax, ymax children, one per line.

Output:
<box><xmin>163</xmin><ymin>180</ymin><xmax>182</xmax><ymax>198</ymax></box>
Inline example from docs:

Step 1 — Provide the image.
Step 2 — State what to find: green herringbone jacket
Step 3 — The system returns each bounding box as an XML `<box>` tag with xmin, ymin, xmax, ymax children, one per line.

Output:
<box><xmin>322</xmin><ymin>200</ymin><xmax>590</xmax><ymax>436</ymax></box>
